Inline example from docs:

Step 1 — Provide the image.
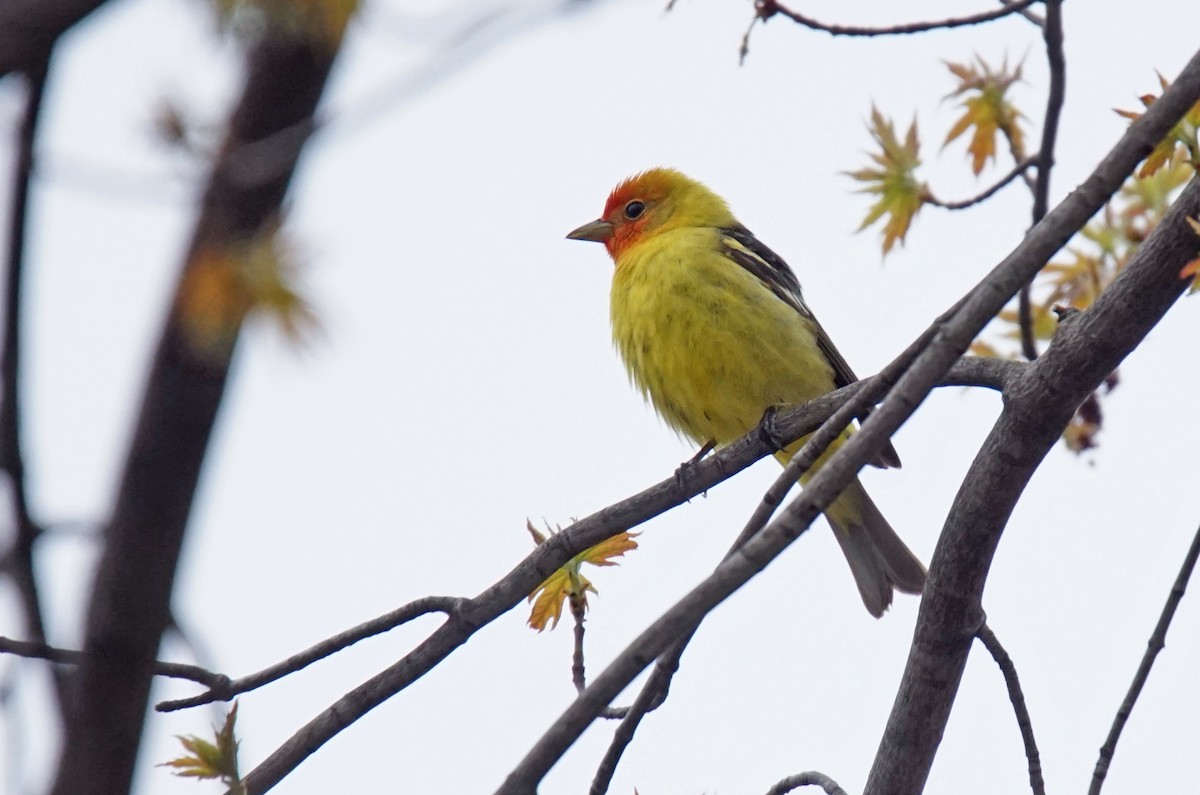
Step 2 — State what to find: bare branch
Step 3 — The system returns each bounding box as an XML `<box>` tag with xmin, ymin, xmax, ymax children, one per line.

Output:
<box><xmin>1089</xmin><ymin>521</ymin><xmax>1200</xmax><ymax>795</ymax></box>
<box><xmin>234</xmin><ymin>361</ymin><xmax>1015</xmax><ymax>795</ymax></box>
<box><xmin>156</xmin><ymin>596</ymin><xmax>462</xmax><ymax>712</ymax></box>
<box><xmin>927</xmin><ymin>157</ymin><xmax>1038</xmax><ymax>210</ymax></box>
<box><xmin>0</xmin><ymin>636</ymin><xmax>227</xmax><ymax>690</ymax></box>
<box><xmin>1018</xmin><ymin>0</ymin><xmax>1067</xmax><ymax>361</ymax></box>
<box><xmin>756</xmin><ymin>0</ymin><xmax>1040</xmax><ymax>37</ymax></box>
<box><xmin>976</xmin><ymin>623</ymin><xmax>1044</xmax><ymax>795</ymax></box>
<box><xmin>765</xmin><ymin>771</ymin><xmax>849</xmax><ymax>795</ymax></box>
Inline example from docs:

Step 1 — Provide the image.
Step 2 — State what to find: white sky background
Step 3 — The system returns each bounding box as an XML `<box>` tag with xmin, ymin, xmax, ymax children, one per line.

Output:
<box><xmin>2</xmin><ymin>0</ymin><xmax>1199</xmax><ymax>793</ymax></box>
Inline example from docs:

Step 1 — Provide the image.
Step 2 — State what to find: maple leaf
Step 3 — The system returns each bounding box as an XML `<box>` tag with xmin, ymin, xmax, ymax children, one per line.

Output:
<box><xmin>526</xmin><ymin>520</ymin><xmax>639</xmax><ymax>632</ymax></box>
<box><xmin>1116</xmin><ymin>73</ymin><xmax>1200</xmax><ymax>177</ymax></box>
<box><xmin>161</xmin><ymin>703</ymin><xmax>243</xmax><ymax>793</ymax></box>
<box><xmin>943</xmin><ymin>56</ymin><xmax>1026</xmax><ymax>175</ymax></box>
<box><xmin>847</xmin><ymin>107</ymin><xmax>928</xmax><ymax>254</ymax></box>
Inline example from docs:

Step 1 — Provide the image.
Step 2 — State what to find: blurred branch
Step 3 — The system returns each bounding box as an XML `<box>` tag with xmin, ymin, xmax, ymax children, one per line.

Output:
<box><xmin>0</xmin><ymin>61</ymin><xmax>67</xmax><ymax>719</ymax></box>
<box><xmin>234</xmin><ymin>360</ymin><xmax>1017</xmax><ymax>795</ymax></box>
<box><xmin>1089</xmin><ymin>521</ymin><xmax>1200</xmax><ymax>795</ymax></box>
<box><xmin>976</xmin><ymin>623</ymin><xmax>1044</xmax><ymax>795</ymax></box>
<box><xmin>865</xmin><ymin>153</ymin><xmax>1200</xmax><ymax>795</ymax></box>
<box><xmin>765</xmin><ymin>771</ymin><xmax>849</xmax><ymax>795</ymax></box>
<box><xmin>49</xmin><ymin>24</ymin><xmax>349</xmax><ymax>795</ymax></box>
<box><xmin>505</xmin><ymin>50</ymin><xmax>1200</xmax><ymax>795</ymax></box>
<box><xmin>0</xmin><ymin>0</ymin><xmax>111</xmax><ymax>76</ymax></box>
<box><xmin>927</xmin><ymin>157</ymin><xmax>1037</xmax><ymax>210</ymax></box>
<box><xmin>1018</xmin><ymin>0</ymin><xmax>1066</xmax><ymax>361</ymax></box>
<box><xmin>156</xmin><ymin>596</ymin><xmax>463</xmax><ymax>712</ymax></box>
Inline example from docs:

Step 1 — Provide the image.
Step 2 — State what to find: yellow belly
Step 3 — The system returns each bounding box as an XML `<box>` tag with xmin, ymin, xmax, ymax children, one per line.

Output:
<box><xmin>610</xmin><ymin>227</ymin><xmax>836</xmax><ymax>446</ymax></box>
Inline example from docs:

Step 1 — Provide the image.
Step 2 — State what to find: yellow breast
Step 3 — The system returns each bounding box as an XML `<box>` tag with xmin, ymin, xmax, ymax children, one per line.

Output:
<box><xmin>610</xmin><ymin>228</ymin><xmax>835</xmax><ymax>446</ymax></box>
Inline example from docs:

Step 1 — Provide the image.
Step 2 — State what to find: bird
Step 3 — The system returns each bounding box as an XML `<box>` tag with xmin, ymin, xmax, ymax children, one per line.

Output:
<box><xmin>566</xmin><ymin>167</ymin><xmax>926</xmax><ymax>617</ymax></box>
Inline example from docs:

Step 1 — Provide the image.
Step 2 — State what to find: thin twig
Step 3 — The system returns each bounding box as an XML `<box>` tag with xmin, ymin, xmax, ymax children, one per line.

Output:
<box><xmin>1019</xmin><ymin>0</ymin><xmax>1066</xmax><ymax>361</ymax></box>
<box><xmin>0</xmin><ymin>636</ymin><xmax>227</xmax><ymax>689</ymax></box>
<box><xmin>927</xmin><ymin>157</ymin><xmax>1038</xmax><ymax>210</ymax></box>
<box><xmin>757</xmin><ymin>0</ymin><xmax>1040</xmax><ymax>37</ymax></box>
<box><xmin>1089</xmin><ymin>521</ymin><xmax>1200</xmax><ymax>795</ymax></box>
<box><xmin>975</xmin><ymin>623</ymin><xmax>1044</xmax><ymax>795</ymax></box>
<box><xmin>0</xmin><ymin>61</ymin><xmax>66</xmax><ymax>716</ymax></box>
<box><xmin>765</xmin><ymin>771</ymin><xmax>850</xmax><ymax>795</ymax></box>
<box><xmin>156</xmin><ymin>596</ymin><xmax>462</xmax><ymax>712</ymax></box>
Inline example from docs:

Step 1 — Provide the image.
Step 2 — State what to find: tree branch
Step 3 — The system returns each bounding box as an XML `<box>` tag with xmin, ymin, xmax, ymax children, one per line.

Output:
<box><xmin>1089</xmin><ymin>521</ymin><xmax>1200</xmax><ymax>795</ymax></box>
<box><xmin>234</xmin><ymin>362</ymin><xmax>1015</xmax><ymax>795</ymax></box>
<box><xmin>49</xmin><ymin>26</ymin><xmax>347</xmax><ymax>795</ymax></box>
<box><xmin>156</xmin><ymin>596</ymin><xmax>462</xmax><ymax>712</ymax></box>
<box><xmin>864</xmin><ymin>156</ymin><xmax>1200</xmax><ymax>795</ymax></box>
<box><xmin>976</xmin><ymin>623</ymin><xmax>1044</xmax><ymax>795</ymax></box>
<box><xmin>927</xmin><ymin>157</ymin><xmax>1037</xmax><ymax>211</ymax></box>
<box><xmin>1018</xmin><ymin>0</ymin><xmax>1067</xmax><ymax>361</ymax></box>
<box><xmin>756</xmin><ymin>0</ymin><xmax>1040</xmax><ymax>37</ymax></box>
<box><xmin>0</xmin><ymin>636</ymin><xmax>228</xmax><ymax>690</ymax></box>
<box><xmin>765</xmin><ymin>771</ymin><xmax>849</xmax><ymax>795</ymax></box>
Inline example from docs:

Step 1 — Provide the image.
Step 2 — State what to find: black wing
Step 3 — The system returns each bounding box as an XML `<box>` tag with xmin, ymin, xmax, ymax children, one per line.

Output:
<box><xmin>719</xmin><ymin>224</ymin><xmax>901</xmax><ymax>469</ymax></box>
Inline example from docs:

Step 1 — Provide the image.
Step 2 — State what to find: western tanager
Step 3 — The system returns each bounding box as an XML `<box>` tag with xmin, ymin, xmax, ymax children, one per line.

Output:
<box><xmin>567</xmin><ymin>167</ymin><xmax>925</xmax><ymax>617</ymax></box>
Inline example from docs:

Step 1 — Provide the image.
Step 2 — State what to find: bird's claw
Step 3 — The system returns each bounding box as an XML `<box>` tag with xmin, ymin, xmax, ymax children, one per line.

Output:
<box><xmin>674</xmin><ymin>440</ymin><xmax>716</xmax><ymax>489</ymax></box>
<box><xmin>757</xmin><ymin>406</ymin><xmax>786</xmax><ymax>451</ymax></box>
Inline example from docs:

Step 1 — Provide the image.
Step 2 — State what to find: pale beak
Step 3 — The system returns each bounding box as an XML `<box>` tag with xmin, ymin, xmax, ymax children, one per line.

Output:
<box><xmin>566</xmin><ymin>219</ymin><xmax>614</xmax><ymax>243</ymax></box>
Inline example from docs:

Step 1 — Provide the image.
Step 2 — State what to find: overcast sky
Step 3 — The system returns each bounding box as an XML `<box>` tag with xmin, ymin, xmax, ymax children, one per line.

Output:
<box><xmin>3</xmin><ymin>0</ymin><xmax>1200</xmax><ymax>793</ymax></box>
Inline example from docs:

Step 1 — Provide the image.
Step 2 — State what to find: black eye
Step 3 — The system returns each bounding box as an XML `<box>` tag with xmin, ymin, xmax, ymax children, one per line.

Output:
<box><xmin>624</xmin><ymin>200</ymin><xmax>646</xmax><ymax>220</ymax></box>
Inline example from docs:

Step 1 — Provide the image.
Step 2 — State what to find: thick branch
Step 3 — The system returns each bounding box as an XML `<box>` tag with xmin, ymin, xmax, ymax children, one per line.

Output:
<box><xmin>865</xmin><ymin>170</ymin><xmax>1200</xmax><ymax>795</ymax></box>
<box><xmin>765</xmin><ymin>771</ymin><xmax>849</xmax><ymax>795</ymax></box>
<box><xmin>49</xmin><ymin>30</ymin><xmax>345</xmax><ymax>795</ymax></box>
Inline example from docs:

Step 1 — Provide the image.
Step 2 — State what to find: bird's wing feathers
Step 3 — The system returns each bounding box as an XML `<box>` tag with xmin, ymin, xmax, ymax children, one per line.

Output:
<box><xmin>719</xmin><ymin>225</ymin><xmax>901</xmax><ymax>469</ymax></box>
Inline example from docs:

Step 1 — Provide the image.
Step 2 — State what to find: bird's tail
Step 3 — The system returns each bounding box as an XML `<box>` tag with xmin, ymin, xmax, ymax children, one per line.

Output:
<box><xmin>823</xmin><ymin>478</ymin><xmax>926</xmax><ymax>618</ymax></box>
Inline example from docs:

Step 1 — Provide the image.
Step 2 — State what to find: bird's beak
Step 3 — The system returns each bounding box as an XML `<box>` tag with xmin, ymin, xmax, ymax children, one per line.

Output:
<box><xmin>566</xmin><ymin>219</ymin><xmax>614</xmax><ymax>243</ymax></box>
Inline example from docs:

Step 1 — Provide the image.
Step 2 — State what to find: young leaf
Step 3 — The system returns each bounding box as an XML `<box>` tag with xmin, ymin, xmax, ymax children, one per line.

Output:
<box><xmin>526</xmin><ymin>521</ymin><xmax>639</xmax><ymax>632</ymax></box>
<box><xmin>161</xmin><ymin>703</ymin><xmax>243</xmax><ymax>792</ymax></box>
<box><xmin>1116</xmin><ymin>73</ymin><xmax>1200</xmax><ymax>177</ymax></box>
<box><xmin>943</xmin><ymin>57</ymin><xmax>1026</xmax><ymax>175</ymax></box>
<box><xmin>847</xmin><ymin>107</ymin><xmax>928</xmax><ymax>254</ymax></box>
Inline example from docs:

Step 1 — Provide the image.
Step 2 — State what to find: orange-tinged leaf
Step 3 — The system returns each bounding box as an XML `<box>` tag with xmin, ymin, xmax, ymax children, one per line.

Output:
<box><xmin>943</xmin><ymin>56</ymin><xmax>1026</xmax><ymax>173</ymax></box>
<box><xmin>1116</xmin><ymin>73</ymin><xmax>1200</xmax><ymax>176</ymax></box>
<box><xmin>526</xmin><ymin>525</ymin><xmax>639</xmax><ymax>632</ymax></box>
<box><xmin>848</xmin><ymin>107</ymin><xmax>927</xmax><ymax>254</ymax></box>
<box><xmin>577</xmin><ymin>531</ymin><xmax>639</xmax><ymax>568</ymax></box>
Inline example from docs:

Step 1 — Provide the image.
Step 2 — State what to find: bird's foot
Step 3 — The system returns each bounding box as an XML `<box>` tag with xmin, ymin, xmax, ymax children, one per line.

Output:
<box><xmin>757</xmin><ymin>406</ymin><xmax>786</xmax><ymax>451</ymax></box>
<box><xmin>674</xmin><ymin>439</ymin><xmax>716</xmax><ymax>489</ymax></box>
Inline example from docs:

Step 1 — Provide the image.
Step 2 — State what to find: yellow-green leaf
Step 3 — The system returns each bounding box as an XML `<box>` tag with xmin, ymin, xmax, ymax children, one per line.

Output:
<box><xmin>848</xmin><ymin>107</ymin><xmax>927</xmax><ymax>254</ymax></box>
<box><xmin>943</xmin><ymin>56</ymin><xmax>1026</xmax><ymax>174</ymax></box>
